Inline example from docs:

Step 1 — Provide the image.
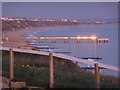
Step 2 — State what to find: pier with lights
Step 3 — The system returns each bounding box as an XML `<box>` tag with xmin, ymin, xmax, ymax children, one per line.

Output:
<box><xmin>25</xmin><ymin>36</ymin><xmax>109</xmax><ymax>44</ymax></box>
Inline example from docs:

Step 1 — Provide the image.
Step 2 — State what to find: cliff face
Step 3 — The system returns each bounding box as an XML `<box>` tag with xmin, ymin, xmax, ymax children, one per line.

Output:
<box><xmin>2</xmin><ymin>18</ymin><xmax>80</xmax><ymax>31</ymax></box>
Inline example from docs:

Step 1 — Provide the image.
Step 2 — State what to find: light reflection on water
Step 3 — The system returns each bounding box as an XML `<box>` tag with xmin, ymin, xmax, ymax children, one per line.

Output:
<box><xmin>25</xmin><ymin>24</ymin><xmax>118</xmax><ymax>76</ymax></box>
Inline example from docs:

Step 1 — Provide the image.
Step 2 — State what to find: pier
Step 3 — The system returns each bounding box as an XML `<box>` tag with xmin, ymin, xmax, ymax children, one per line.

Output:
<box><xmin>25</xmin><ymin>36</ymin><xmax>109</xmax><ymax>44</ymax></box>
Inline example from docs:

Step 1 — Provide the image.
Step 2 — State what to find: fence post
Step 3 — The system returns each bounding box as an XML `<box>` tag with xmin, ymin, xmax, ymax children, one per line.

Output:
<box><xmin>49</xmin><ymin>52</ymin><xmax>54</xmax><ymax>88</ymax></box>
<box><xmin>95</xmin><ymin>63</ymin><xmax>100</xmax><ymax>89</ymax></box>
<box><xmin>10</xmin><ymin>48</ymin><xmax>14</xmax><ymax>80</ymax></box>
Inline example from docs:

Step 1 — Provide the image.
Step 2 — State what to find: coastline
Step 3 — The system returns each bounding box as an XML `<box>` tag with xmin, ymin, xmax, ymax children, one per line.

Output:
<box><xmin>2</xmin><ymin>25</ymin><xmax>70</xmax><ymax>48</ymax></box>
<box><xmin>2</xmin><ymin>23</ymin><xmax>119</xmax><ymax>78</ymax></box>
<box><xmin>2</xmin><ymin>22</ymin><xmax>119</xmax><ymax>48</ymax></box>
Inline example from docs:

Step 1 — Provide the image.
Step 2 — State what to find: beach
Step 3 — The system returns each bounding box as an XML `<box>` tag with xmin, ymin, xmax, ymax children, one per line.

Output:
<box><xmin>3</xmin><ymin>27</ymin><xmax>42</xmax><ymax>48</ymax></box>
<box><xmin>2</xmin><ymin>22</ymin><xmax>119</xmax><ymax>48</ymax></box>
<box><xmin>2</xmin><ymin>26</ymin><xmax>66</xmax><ymax>48</ymax></box>
<box><xmin>2</xmin><ymin>24</ymin><xmax>94</xmax><ymax>48</ymax></box>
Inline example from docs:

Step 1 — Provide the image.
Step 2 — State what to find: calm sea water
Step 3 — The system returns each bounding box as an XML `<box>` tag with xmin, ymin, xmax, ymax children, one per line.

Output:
<box><xmin>25</xmin><ymin>24</ymin><xmax>118</xmax><ymax>76</ymax></box>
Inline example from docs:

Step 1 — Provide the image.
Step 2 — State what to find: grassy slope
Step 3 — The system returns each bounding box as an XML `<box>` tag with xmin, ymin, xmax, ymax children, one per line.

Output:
<box><xmin>2</xmin><ymin>50</ymin><xmax>119</xmax><ymax>88</ymax></box>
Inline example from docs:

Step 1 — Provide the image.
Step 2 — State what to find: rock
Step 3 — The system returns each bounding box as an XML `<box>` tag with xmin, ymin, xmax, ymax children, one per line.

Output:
<box><xmin>0</xmin><ymin>76</ymin><xmax>10</xmax><ymax>88</ymax></box>
<box><xmin>10</xmin><ymin>82</ymin><xmax>26</xmax><ymax>88</ymax></box>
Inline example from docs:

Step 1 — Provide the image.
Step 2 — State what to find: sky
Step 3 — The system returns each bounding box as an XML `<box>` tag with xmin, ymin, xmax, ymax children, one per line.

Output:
<box><xmin>2</xmin><ymin>2</ymin><xmax>118</xmax><ymax>20</ymax></box>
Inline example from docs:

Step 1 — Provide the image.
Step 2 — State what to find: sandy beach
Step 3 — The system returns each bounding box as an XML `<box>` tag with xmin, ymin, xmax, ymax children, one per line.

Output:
<box><xmin>2</xmin><ymin>27</ymin><xmax>47</xmax><ymax>48</ymax></box>
<box><xmin>2</xmin><ymin>25</ymin><xmax>73</xmax><ymax>48</ymax></box>
<box><xmin>2</xmin><ymin>22</ymin><xmax>119</xmax><ymax>48</ymax></box>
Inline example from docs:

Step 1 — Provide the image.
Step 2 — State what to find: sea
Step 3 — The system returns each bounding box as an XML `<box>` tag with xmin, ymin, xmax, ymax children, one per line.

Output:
<box><xmin>24</xmin><ymin>24</ymin><xmax>118</xmax><ymax>76</ymax></box>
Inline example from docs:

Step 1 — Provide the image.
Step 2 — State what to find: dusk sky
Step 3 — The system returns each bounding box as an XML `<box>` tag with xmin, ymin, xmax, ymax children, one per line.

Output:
<box><xmin>2</xmin><ymin>2</ymin><xmax>118</xmax><ymax>20</ymax></box>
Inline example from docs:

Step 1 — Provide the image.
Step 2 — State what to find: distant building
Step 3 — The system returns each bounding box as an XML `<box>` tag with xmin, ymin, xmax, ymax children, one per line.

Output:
<box><xmin>61</xmin><ymin>19</ymin><xmax>68</xmax><ymax>22</ymax></box>
<box><xmin>72</xmin><ymin>19</ymin><xmax>78</xmax><ymax>22</ymax></box>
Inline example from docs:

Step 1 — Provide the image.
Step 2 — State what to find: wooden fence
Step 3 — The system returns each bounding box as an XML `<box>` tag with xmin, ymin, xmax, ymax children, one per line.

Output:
<box><xmin>0</xmin><ymin>46</ymin><xmax>119</xmax><ymax>88</ymax></box>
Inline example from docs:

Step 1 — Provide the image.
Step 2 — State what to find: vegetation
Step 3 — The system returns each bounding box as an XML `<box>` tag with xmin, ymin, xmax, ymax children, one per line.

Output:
<box><xmin>2</xmin><ymin>50</ymin><xmax>119</xmax><ymax>88</ymax></box>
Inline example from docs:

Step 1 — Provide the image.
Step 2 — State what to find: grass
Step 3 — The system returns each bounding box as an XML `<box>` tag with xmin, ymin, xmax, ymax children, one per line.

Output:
<box><xmin>2</xmin><ymin>50</ymin><xmax>119</xmax><ymax>88</ymax></box>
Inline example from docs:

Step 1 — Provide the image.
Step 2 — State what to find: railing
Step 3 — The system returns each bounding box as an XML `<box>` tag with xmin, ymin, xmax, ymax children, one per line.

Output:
<box><xmin>0</xmin><ymin>46</ymin><xmax>118</xmax><ymax>71</ymax></box>
<box><xmin>1</xmin><ymin>46</ymin><xmax>119</xmax><ymax>88</ymax></box>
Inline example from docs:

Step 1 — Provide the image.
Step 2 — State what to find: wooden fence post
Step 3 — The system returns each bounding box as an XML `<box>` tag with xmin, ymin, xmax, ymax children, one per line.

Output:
<box><xmin>49</xmin><ymin>52</ymin><xmax>54</xmax><ymax>88</ymax></box>
<box><xmin>10</xmin><ymin>48</ymin><xmax>14</xmax><ymax>80</ymax></box>
<box><xmin>95</xmin><ymin>63</ymin><xmax>100</xmax><ymax>89</ymax></box>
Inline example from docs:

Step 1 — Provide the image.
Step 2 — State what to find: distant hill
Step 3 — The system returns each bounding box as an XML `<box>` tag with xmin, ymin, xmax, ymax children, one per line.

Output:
<box><xmin>1</xmin><ymin>17</ymin><xmax>114</xmax><ymax>32</ymax></box>
<box><xmin>1</xmin><ymin>18</ymin><xmax>81</xmax><ymax>31</ymax></box>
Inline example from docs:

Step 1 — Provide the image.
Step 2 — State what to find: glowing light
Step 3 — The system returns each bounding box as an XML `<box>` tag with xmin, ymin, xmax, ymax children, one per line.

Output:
<box><xmin>82</xmin><ymin>37</ymin><xmax>88</xmax><ymax>39</ymax></box>
<box><xmin>77</xmin><ymin>36</ymin><xmax>81</xmax><ymax>39</ymax></box>
<box><xmin>90</xmin><ymin>36</ymin><xmax>97</xmax><ymax>40</ymax></box>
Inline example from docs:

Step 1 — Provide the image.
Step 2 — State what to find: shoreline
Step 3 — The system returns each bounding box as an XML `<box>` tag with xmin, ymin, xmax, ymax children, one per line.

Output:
<box><xmin>2</xmin><ymin>25</ymin><xmax>70</xmax><ymax>48</ymax></box>
<box><xmin>2</xmin><ymin>23</ymin><xmax>119</xmax><ymax>77</ymax></box>
<box><xmin>2</xmin><ymin>22</ymin><xmax>119</xmax><ymax>48</ymax></box>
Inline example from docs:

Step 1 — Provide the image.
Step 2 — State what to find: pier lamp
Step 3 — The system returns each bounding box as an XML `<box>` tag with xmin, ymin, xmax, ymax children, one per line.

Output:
<box><xmin>77</xmin><ymin>36</ymin><xmax>81</xmax><ymax>39</ymax></box>
<box><xmin>90</xmin><ymin>36</ymin><xmax>97</xmax><ymax>40</ymax></box>
<box><xmin>82</xmin><ymin>37</ymin><xmax>88</xmax><ymax>39</ymax></box>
